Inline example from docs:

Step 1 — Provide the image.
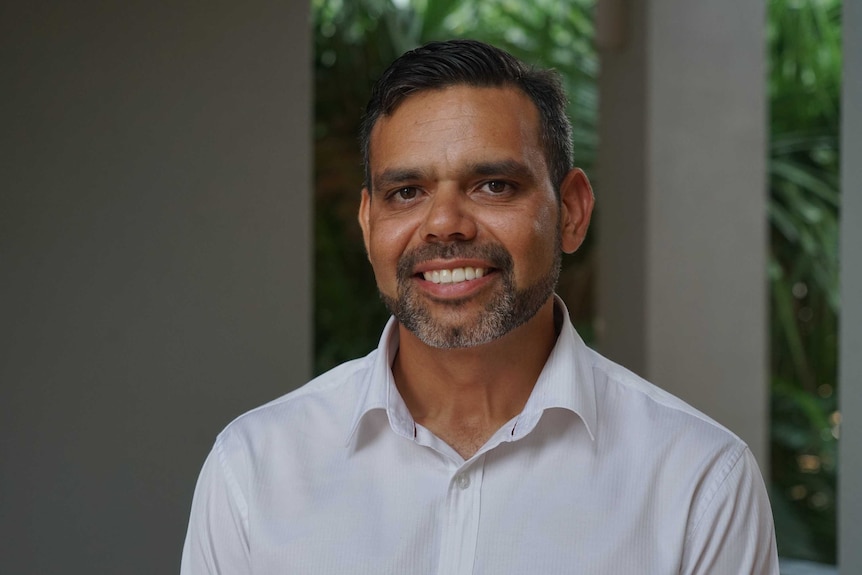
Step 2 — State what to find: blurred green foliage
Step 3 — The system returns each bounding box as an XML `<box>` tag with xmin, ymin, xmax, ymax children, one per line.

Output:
<box><xmin>312</xmin><ymin>0</ymin><xmax>842</xmax><ymax>563</ymax></box>
<box><xmin>767</xmin><ymin>0</ymin><xmax>840</xmax><ymax>564</ymax></box>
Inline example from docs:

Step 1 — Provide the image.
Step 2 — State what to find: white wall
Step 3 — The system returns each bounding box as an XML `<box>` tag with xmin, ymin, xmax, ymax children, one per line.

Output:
<box><xmin>597</xmin><ymin>0</ymin><xmax>769</xmax><ymax>466</ymax></box>
<box><xmin>0</xmin><ymin>1</ymin><xmax>311</xmax><ymax>573</ymax></box>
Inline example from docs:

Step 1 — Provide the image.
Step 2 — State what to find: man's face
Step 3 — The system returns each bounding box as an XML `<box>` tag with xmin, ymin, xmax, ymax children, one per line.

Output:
<box><xmin>359</xmin><ymin>85</ymin><xmax>571</xmax><ymax>348</ymax></box>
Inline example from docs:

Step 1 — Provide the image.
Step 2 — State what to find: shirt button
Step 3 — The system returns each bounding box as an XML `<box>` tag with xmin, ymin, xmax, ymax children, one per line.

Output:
<box><xmin>455</xmin><ymin>473</ymin><xmax>470</xmax><ymax>489</ymax></box>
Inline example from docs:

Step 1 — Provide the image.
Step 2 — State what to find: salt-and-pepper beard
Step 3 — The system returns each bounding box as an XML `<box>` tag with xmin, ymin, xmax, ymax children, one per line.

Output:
<box><xmin>379</xmin><ymin>232</ymin><xmax>562</xmax><ymax>349</ymax></box>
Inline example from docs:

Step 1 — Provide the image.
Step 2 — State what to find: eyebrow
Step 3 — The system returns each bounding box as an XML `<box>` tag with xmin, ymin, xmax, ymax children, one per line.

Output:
<box><xmin>466</xmin><ymin>159</ymin><xmax>534</xmax><ymax>182</ymax></box>
<box><xmin>371</xmin><ymin>167</ymin><xmax>430</xmax><ymax>192</ymax></box>
<box><xmin>372</xmin><ymin>159</ymin><xmax>536</xmax><ymax>192</ymax></box>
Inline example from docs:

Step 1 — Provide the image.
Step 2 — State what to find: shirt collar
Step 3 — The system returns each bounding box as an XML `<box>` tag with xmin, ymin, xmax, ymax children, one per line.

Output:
<box><xmin>346</xmin><ymin>317</ymin><xmax>416</xmax><ymax>444</ymax></box>
<box><xmin>346</xmin><ymin>295</ymin><xmax>597</xmax><ymax>445</ymax></box>
<box><xmin>512</xmin><ymin>295</ymin><xmax>597</xmax><ymax>441</ymax></box>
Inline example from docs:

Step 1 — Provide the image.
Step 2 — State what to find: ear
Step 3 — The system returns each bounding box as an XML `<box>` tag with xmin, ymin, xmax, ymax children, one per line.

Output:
<box><xmin>559</xmin><ymin>168</ymin><xmax>595</xmax><ymax>254</ymax></box>
<box><xmin>358</xmin><ymin>187</ymin><xmax>372</xmax><ymax>260</ymax></box>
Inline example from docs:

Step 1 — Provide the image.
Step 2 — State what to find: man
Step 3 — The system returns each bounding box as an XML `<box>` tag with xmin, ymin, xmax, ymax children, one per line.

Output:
<box><xmin>182</xmin><ymin>40</ymin><xmax>778</xmax><ymax>574</ymax></box>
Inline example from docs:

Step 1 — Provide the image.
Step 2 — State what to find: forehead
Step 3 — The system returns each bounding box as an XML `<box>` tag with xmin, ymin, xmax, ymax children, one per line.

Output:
<box><xmin>368</xmin><ymin>85</ymin><xmax>545</xmax><ymax>179</ymax></box>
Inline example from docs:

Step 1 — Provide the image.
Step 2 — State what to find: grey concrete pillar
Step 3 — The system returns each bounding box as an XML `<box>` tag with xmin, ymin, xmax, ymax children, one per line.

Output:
<box><xmin>0</xmin><ymin>1</ymin><xmax>311</xmax><ymax>573</ymax></box>
<box><xmin>596</xmin><ymin>0</ymin><xmax>769</xmax><ymax>466</ymax></box>
<box><xmin>839</xmin><ymin>1</ymin><xmax>862</xmax><ymax>571</ymax></box>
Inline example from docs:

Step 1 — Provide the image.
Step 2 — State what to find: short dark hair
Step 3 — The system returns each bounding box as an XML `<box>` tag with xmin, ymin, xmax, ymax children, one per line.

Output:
<box><xmin>361</xmin><ymin>39</ymin><xmax>573</xmax><ymax>194</ymax></box>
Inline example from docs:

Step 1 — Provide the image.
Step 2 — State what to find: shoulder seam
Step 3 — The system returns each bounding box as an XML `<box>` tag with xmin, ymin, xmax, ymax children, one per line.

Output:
<box><xmin>214</xmin><ymin>430</ymin><xmax>250</xmax><ymax>532</ymax></box>
<box><xmin>684</xmin><ymin>444</ymin><xmax>749</xmax><ymax>545</ymax></box>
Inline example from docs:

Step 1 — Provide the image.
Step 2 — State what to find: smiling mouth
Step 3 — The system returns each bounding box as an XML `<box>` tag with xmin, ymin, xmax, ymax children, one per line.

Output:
<box><xmin>421</xmin><ymin>267</ymin><xmax>489</xmax><ymax>285</ymax></box>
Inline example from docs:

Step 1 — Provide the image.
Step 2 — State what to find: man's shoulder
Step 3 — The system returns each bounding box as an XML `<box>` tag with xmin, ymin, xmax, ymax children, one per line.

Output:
<box><xmin>579</xmin><ymin>347</ymin><xmax>762</xmax><ymax>524</ymax></box>
<box><xmin>584</xmin><ymin>346</ymin><xmax>746</xmax><ymax>451</ymax></box>
<box><xmin>215</xmin><ymin>352</ymin><xmax>377</xmax><ymax>450</ymax></box>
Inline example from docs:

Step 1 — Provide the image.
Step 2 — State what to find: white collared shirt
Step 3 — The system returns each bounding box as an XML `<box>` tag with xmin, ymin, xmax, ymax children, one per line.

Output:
<box><xmin>181</xmin><ymin>298</ymin><xmax>778</xmax><ymax>574</ymax></box>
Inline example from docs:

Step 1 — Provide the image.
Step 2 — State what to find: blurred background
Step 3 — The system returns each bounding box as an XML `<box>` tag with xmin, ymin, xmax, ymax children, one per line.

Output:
<box><xmin>2</xmin><ymin>0</ymin><xmax>858</xmax><ymax>573</ymax></box>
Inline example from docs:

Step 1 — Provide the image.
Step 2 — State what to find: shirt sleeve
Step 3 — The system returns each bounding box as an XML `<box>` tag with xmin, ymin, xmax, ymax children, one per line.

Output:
<box><xmin>681</xmin><ymin>447</ymin><xmax>779</xmax><ymax>575</ymax></box>
<box><xmin>180</xmin><ymin>436</ymin><xmax>251</xmax><ymax>575</ymax></box>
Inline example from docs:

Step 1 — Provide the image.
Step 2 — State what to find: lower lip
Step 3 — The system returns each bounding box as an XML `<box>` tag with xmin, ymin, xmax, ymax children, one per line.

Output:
<box><xmin>414</xmin><ymin>271</ymin><xmax>496</xmax><ymax>299</ymax></box>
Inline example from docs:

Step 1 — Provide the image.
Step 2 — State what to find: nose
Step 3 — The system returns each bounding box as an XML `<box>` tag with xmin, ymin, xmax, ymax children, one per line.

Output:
<box><xmin>418</xmin><ymin>186</ymin><xmax>478</xmax><ymax>242</ymax></box>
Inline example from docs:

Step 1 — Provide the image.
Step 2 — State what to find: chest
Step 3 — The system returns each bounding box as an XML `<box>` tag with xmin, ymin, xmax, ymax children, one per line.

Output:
<box><xmin>245</xmin><ymin>433</ymin><xmax>690</xmax><ymax>575</ymax></box>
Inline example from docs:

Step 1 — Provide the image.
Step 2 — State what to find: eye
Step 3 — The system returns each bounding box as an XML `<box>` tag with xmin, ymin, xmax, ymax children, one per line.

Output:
<box><xmin>481</xmin><ymin>180</ymin><xmax>513</xmax><ymax>194</ymax></box>
<box><xmin>397</xmin><ymin>187</ymin><xmax>418</xmax><ymax>200</ymax></box>
<box><xmin>385</xmin><ymin>186</ymin><xmax>421</xmax><ymax>204</ymax></box>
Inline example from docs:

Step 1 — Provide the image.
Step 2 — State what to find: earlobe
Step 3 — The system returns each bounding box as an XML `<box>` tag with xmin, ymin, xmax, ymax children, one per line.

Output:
<box><xmin>358</xmin><ymin>188</ymin><xmax>372</xmax><ymax>260</ymax></box>
<box><xmin>559</xmin><ymin>168</ymin><xmax>595</xmax><ymax>254</ymax></box>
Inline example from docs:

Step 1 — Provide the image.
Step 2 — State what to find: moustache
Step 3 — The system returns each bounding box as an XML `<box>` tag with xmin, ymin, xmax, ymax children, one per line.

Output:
<box><xmin>396</xmin><ymin>242</ymin><xmax>514</xmax><ymax>283</ymax></box>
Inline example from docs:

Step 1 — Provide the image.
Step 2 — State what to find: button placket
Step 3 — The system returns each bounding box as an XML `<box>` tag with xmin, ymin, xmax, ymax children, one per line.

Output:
<box><xmin>436</xmin><ymin>459</ymin><xmax>486</xmax><ymax>575</ymax></box>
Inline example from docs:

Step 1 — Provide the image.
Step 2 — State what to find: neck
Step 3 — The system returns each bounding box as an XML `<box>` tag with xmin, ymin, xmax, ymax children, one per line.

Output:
<box><xmin>392</xmin><ymin>298</ymin><xmax>559</xmax><ymax>458</ymax></box>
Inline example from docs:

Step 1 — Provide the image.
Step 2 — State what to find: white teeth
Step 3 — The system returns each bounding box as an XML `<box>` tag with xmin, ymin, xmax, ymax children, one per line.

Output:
<box><xmin>422</xmin><ymin>267</ymin><xmax>487</xmax><ymax>284</ymax></box>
